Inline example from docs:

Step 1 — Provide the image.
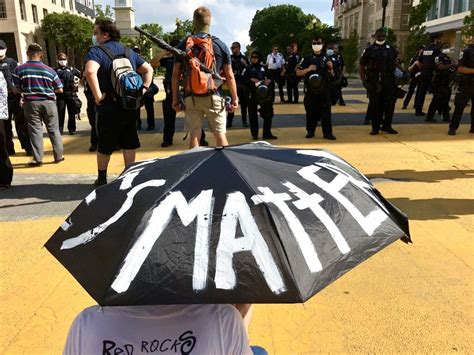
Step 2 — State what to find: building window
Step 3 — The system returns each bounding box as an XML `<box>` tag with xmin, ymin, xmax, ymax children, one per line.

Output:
<box><xmin>43</xmin><ymin>8</ymin><xmax>48</xmax><ymax>17</ymax></box>
<box><xmin>52</xmin><ymin>0</ymin><xmax>56</xmax><ymax>4</ymax></box>
<box><xmin>19</xmin><ymin>0</ymin><xmax>26</xmax><ymax>20</ymax></box>
<box><xmin>32</xmin><ymin>4</ymin><xmax>38</xmax><ymax>23</ymax></box>
<box><xmin>440</xmin><ymin>0</ymin><xmax>453</xmax><ymax>17</ymax></box>
<box><xmin>69</xmin><ymin>0</ymin><xmax>73</xmax><ymax>10</ymax></box>
<box><xmin>61</xmin><ymin>0</ymin><xmax>65</xmax><ymax>8</ymax></box>
<box><xmin>402</xmin><ymin>14</ymin><xmax>410</xmax><ymax>26</ymax></box>
<box><xmin>0</xmin><ymin>0</ymin><xmax>7</xmax><ymax>19</ymax></box>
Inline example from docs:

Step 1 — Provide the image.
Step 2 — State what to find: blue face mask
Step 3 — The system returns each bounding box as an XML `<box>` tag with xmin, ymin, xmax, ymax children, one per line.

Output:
<box><xmin>91</xmin><ymin>35</ymin><xmax>98</xmax><ymax>46</ymax></box>
<box><xmin>326</xmin><ymin>49</ymin><xmax>334</xmax><ymax>56</ymax></box>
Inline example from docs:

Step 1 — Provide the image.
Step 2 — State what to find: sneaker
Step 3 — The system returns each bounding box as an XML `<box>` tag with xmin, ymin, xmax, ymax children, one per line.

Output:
<box><xmin>370</xmin><ymin>130</ymin><xmax>379</xmax><ymax>135</ymax></box>
<box><xmin>88</xmin><ymin>145</ymin><xmax>97</xmax><ymax>152</ymax></box>
<box><xmin>323</xmin><ymin>134</ymin><xmax>337</xmax><ymax>140</ymax></box>
<box><xmin>339</xmin><ymin>102</ymin><xmax>346</xmax><ymax>106</ymax></box>
<box><xmin>94</xmin><ymin>177</ymin><xmax>107</xmax><ymax>186</ymax></box>
<box><xmin>54</xmin><ymin>157</ymin><xmax>65</xmax><ymax>163</ymax></box>
<box><xmin>448</xmin><ymin>128</ymin><xmax>456</xmax><ymax>136</ymax></box>
<box><xmin>200</xmin><ymin>140</ymin><xmax>209</xmax><ymax>147</ymax></box>
<box><xmin>161</xmin><ymin>142</ymin><xmax>173</xmax><ymax>148</ymax></box>
<box><xmin>415</xmin><ymin>111</ymin><xmax>426</xmax><ymax>116</ymax></box>
<box><xmin>69</xmin><ymin>130</ymin><xmax>76</xmax><ymax>135</ymax></box>
<box><xmin>424</xmin><ymin>117</ymin><xmax>437</xmax><ymax>123</ymax></box>
<box><xmin>381</xmin><ymin>127</ymin><xmax>398</xmax><ymax>134</ymax></box>
<box><xmin>27</xmin><ymin>160</ymin><xmax>42</xmax><ymax>167</ymax></box>
<box><xmin>305</xmin><ymin>133</ymin><xmax>315</xmax><ymax>139</ymax></box>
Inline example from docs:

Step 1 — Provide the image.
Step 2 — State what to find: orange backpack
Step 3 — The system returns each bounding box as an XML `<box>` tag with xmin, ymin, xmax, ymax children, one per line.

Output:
<box><xmin>184</xmin><ymin>34</ymin><xmax>219</xmax><ymax>96</ymax></box>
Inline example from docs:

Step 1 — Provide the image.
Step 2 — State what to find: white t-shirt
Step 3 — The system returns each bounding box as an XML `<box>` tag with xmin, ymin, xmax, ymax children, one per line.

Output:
<box><xmin>63</xmin><ymin>304</ymin><xmax>253</xmax><ymax>355</ymax></box>
<box><xmin>266</xmin><ymin>53</ymin><xmax>285</xmax><ymax>70</ymax></box>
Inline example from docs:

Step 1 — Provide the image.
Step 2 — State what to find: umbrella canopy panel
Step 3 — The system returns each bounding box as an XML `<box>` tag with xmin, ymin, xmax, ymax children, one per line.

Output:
<box><xmin>45</xmin><ymin>144</ymin><xmax>410</xmax><ymax>305</ymax></box>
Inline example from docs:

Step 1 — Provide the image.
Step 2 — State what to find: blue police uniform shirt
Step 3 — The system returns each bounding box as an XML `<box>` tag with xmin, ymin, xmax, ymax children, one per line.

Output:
<box><xmin>299</xmin><ymin>53</ymin><xmax>330</xmax><ymax>82</ymax></box>
<box><xmin>84</xmin><ymin>40</ymin><xmax>145</xmax><ymax>110</ymax></box>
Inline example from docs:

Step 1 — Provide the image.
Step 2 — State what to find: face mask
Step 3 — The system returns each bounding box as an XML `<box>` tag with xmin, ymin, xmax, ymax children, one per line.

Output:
<box><xmin>91</xmin><ymin>35</ymin><xmax>98</xmax><ymax>46</ymax></box>
<box><xmin>326</xmin><ymin>49</ymin><xmax>334</xmax><ymax>56</ymax></box>
<box><xmin>58</xmin><ymin>60</ymin><xmax>67</xmax><ymax>66</ymax></box>
<box><xmin>442</xmin><ymin>48</ymin><xmax>450</xmax><ymax>54</ymax></box>
<box><xmin>312</xmin><ymin>44</ymin><xmax>323</xmax><ymax>53</ymax></box>
<box><xmin>375</xmin><ymin>40</ymin><xmax>385</xmax><ymax>45</ymax></box>
<box><xmin>0</xmin><ymin>49</ymin><xmax>6</xmax><ymax>59</ymax></box>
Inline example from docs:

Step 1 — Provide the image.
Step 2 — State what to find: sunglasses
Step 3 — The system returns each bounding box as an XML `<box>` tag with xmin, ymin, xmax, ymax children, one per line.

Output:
<box><xmin>312</xmin><ymin>42</ymin><xmax>323</xmax><ymax>45</ymax></box>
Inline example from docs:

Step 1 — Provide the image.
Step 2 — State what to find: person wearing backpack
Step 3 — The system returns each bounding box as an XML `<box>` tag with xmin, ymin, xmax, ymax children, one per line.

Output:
<box><xmin>171</xmin><ymin>6</ymin><xmax>238</xmax><ymax>149</ymax></box>
<box><xmin>55</xmin><ymin>52</ymin><xmax>81</xmax><ymax>135</ymax></box>
<box><xmin>84</xmin><ymin>18</ymin><xmax>153</xmax><ymax>186</ymax></box>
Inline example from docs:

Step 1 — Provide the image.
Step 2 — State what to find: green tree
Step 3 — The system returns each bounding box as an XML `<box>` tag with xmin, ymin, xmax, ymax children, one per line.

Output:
<box><xmin>41</xmin><ymin>12</ymin><xmax>94</xmax><ymax>66</ymax></box>
<box><xmin>462</xmin><ymin>9</ymin><xmax>474</xmax><ymax>47</ymax></box>
<box><xmin>164</xmin><ymin>18</ymin><xmax>194</xmax><ymax>42</ymax></box>
<box><xmin>386</xmin><ymin>28</ymin><xmax>397</xmax><ymax>47</ymax></box>
<box><xmin>343</xmin><ymin>29</ymin><xmax>359</xmax><ymax>75</ymax></box>
<box><xmin>404</xmin><ymin>0</ymin><xmax>436</xmax><ymax>62</ymax></box>
<box><xmin>95</xmin><ymin>4</ymin><xmax>114</xmax><ymax>20</ymax></box>
<box><xmin>121</xmin><ymin>23</ymin><xmax>164</xmax><ymax>61</ymax></box>
<box><xmin>249</xmin><ymin>4</ymin><xmax>314</xmax><ymax>55</ymax></box>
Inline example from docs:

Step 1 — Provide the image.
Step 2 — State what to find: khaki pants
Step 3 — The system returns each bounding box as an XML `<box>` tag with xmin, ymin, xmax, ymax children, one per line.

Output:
<box><xmin>184</xmin><ymin>95</ymin><xmax>227</xmax><ymax>134</ymax></box>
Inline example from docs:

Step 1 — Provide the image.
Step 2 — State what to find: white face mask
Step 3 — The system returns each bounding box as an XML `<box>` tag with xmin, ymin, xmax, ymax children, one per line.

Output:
<box><xmin>312</xmin><ymin>44</ymin><xmax>323</xmax><ymax>53</ymax></box>
<box><xmin>58</xmin><ymin>60</ymin><xmax>67</xmax><ymax>66</ymax></box>
<box><xmin>326</xmin><ymin>49</ymin><xmax>334</xmax><ymax>56</ymax></box>
<box><xmin>0</xmin><ymin>49</ymin><xmax>6</xmax><ymax>58</ymax></box>
<box><xmin>376</xmin><ymin>40</ymin><xmax>386</xmax><ymax>45</ymax></box>
<box><xmin>442</xmin><ymin>48</ymin><xmax>450</xmax><ymax>54</ymax></box>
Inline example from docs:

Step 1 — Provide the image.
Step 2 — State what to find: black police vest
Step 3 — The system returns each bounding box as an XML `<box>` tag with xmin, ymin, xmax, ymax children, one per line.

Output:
<box><xmin>433</xmin><ymin>54</ymin><xmax>455</xmax><ymax>84</ymax></box>
<box><xmin>365</xmin><ymin>44</ymin><xmax>396</xmax><ymax>79</ymax></box>
<box><xmin>0</xmin><ymin>58</ymin><xmax>17</xmax><ymax>91</ymax></box>
<box><xmin>231</xmin><ymin>54</ymin><xmax>248</xmax><ymax>79</ymax></box>
<box><xmin>420</xmin><ymin>43</ymin><xmax>440</xmax><ymax>75</ymax></box>
<box><xmin>286</xmin><ymin>53</ymin><xmax>300</xmax><ymax>73</ymax></box>
<box><xmin>460</xmin><ymin>45</ymin><xmax>474</xmax><ymax>80</ymax></box>
<box><xmin>56</xmin><ymin>67</ymin><xmax>77</xmax><ymax>93</ymax></box>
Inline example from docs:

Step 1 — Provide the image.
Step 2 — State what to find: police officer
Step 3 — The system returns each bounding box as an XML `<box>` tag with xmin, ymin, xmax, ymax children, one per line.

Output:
<box><xmin>227</xmin><ymin>41</ymin><xmax>249</xmax><ymax>128</ymax></box>
<box><xmin>0</xmin><ymin>40</ymin><xmax>32</xmax><ymax>155</ymax></box>
<box><xmin>285</xmin><ymin>44</ymin><xmax>301</xmax><ymax>104</ymax></box>
<box><xmin>425</xmin><ymin>43</ymin><xmax>457</xmax><ymax>123</ymax></box>
<box><xmin>266</xmin><ymin>45</ymin><xmax>286</xmax><ymax>103</ymax></box>
<box><xmin>243</xmin><ymin>51</ymin><xmax>276</xmax><ymax>140</ymax></box>
<box><xmin>55</xmin><ymin>52</ymin><xmax>81</xmax><ymax>135</ymax></box>
<box><xmin>328</xmin><ymin>44</ymin><xmax>346</xmax><ymax>106</ymax></box>
<box><xmin>296</xmin><ymin>35</ymin><xmax>336</xmax><ymax>140</ymax></box>
<box><xmin>414</xmin><ymin>33</ymin><xmax>442</xmax><ymax>116</ymax></box>
<box><xmin>359</xmin><ymin>28</ymin><xmax>399</xmax><ymax>135</ymax></box>
<box><xmin>402</xmin><ymin>46</ymin><xmax>424</xmax><ymax>110</ymax></box>
<box><xmin>448</xmin><ymin>40</ymin><xmax>474</xmax><ymax>135</ymax></box>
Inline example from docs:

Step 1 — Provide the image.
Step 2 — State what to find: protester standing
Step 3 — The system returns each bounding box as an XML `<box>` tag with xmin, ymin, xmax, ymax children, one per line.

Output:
<box><xmin>82</xmin><ymin>73</ymin><xmax>98</xmax><ymax>152</ymax></box>
<box><xmin>133</xmin><ymin>46</ymin><xmax>156</xmax><ymax>131</ymax></box>
<box><xmin>296</xmin><ymin>35</ymin><xmax>336</xmax><ymax>140</ymax></box>
<box><xmin>171</xmin><ymin>6</ymin><xmax>238</xmax><ymax>149</ymax></box>
<box><xmin>84</xmin><ymin>18</ymin><xmax>153</xmax><ymax>186</ymax></box>
<box><xmin>266</xmin><ymin>46</ymin><xmax>286</xmax><ymax>103</ymax></box>
<box><xmin>0</xmin><ymin>39</ymin><xmax>32</xmax><ymax>156</ymax></box>
<box><xmin>0</xmin><ymin>70</ymin><xmax>13</xmax><ymax>190</ymax></box>
<box><xmin>359</xmin><ymin>28</ymin><xmax>399</xmax><ymax>135</ymax></box>
<box><xmin>55</xmin><ymin>52</ymin><xmax>81</xmax><ymax>135</ymax></box>
<box><xmin>13</xmin><ymin>43</ymin><xmax>64</xmax><ymax>166</ymax></box>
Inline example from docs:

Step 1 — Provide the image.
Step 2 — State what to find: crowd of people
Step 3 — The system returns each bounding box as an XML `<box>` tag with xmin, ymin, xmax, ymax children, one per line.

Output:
<box><xmin>0</xmin><ymin>5</ymin><xmax>473</xmax><ymax>353</ymax></box>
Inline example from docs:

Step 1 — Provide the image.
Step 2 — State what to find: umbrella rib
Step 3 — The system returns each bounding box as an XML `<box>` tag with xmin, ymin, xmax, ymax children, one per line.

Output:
<box><xmin>102</xmin><ymin>150</ymin><xmax>217</xmax><ymax>303</ymax></box>
<box><xmin>221</xmin><ymin>150</ymin><xmax>302</xmax><ymax>300</ymax></box>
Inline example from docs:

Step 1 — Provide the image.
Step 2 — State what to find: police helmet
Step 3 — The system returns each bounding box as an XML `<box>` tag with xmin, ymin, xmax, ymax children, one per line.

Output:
<box><xmin>307</xmin><ymin>73</ymin><xmax>323</xmax><ymax>93</ymax></box>
<box><xmin>255</xmin><ymin>84</ymin><xmax>270</xmax><ymax>102</ymax></box>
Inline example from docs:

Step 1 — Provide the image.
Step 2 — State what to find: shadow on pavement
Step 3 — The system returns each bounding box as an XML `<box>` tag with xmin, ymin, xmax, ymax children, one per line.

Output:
<box><xmin>0</xmin><ymin>183</ymin><xmax>94</xmax><ymax>205</ymax></box>
<box><xmin>368</xmin><ymin>169</ymin><xmax>474</xmax><ymax>183</ymax></box>
<box><xmin>389</xmin><ymin>197</ymin><xmax>474</xmax><ymax>220</ymax></box>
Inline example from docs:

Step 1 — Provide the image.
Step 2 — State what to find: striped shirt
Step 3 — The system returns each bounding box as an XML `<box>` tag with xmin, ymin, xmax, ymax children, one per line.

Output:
<box><xmin>13</xmin><ymin>61</ymin><xmax>63</xmax><ymax>101</ymax></box>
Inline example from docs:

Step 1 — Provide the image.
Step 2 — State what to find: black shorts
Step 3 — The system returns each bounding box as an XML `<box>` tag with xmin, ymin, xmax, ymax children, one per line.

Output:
<box><xmin>96</xmin><ymin>107</ymin><xmax>140</xmax><ymax>155</ymax></box>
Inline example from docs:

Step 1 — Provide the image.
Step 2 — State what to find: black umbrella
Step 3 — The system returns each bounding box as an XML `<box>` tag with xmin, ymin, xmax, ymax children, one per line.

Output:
<box><xmin>45</xmin><ymin>143</ymin><xmax>410</xmax><ymax>306</ymax></box>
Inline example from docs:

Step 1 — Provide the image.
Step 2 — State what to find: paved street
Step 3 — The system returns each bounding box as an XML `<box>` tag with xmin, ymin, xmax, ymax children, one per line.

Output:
<box><xmin>1</xmin><ymin>82</ymin><xmax>473</xmax><ymax>353</ymax></box>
